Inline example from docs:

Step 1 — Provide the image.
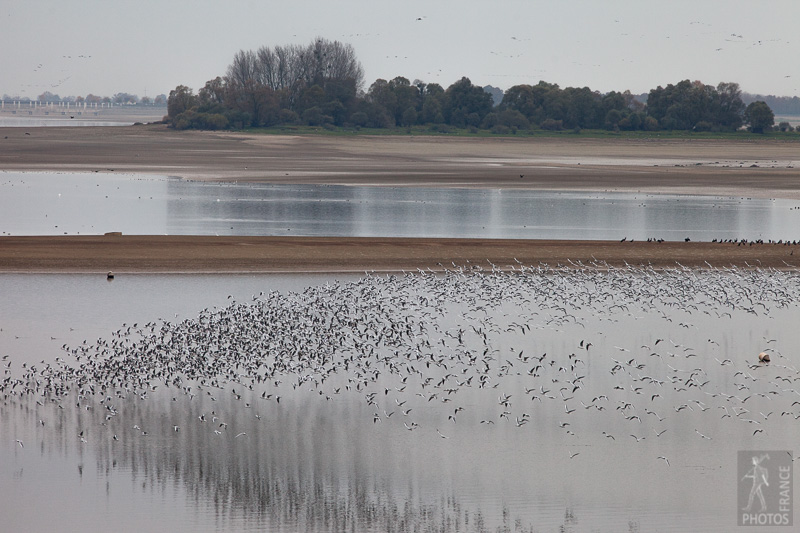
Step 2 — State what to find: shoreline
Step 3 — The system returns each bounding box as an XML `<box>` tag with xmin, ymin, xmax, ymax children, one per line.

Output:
<box><xmin>2</xmin><ymin>125</ymin><xmax>800</xmax><ymax>274</ymax></box>
<box><xmin>1</xmin><ymin>235</ymin><xmax>798</xmax><ymax>274</ymax></box>
<box><xmin>2</xmin><ymin>124</ymin><xmax>800</xmax><ymax>200</ymax></box>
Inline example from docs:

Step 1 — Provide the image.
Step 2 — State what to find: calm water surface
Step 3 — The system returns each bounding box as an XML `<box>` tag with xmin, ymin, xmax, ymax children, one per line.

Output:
<box><xmin>2</xmin><ymin>171</ymin><xmax>800</xmax><ymax>240</ymax></box>
<box><xmin>2</xmin><ymin>170</ymin><xmax>800</xmax><ymax>532</ymax></box>
<box><xmin>0</xmin><ymin>117</ymin><xmax>133</xmax><ymax>127</ymax></box>
<box><xmin>2</xmin><ymin>269</ymin><xmax>799</xmax><ymax>532</ymax></box>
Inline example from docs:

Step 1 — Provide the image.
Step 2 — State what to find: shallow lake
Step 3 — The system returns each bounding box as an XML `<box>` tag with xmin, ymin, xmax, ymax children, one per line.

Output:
<box><xmin>2</xmin><ymin>171</ymin><xmax>800</xmax><ymax>241</ymax></box>
<box><xmin>2</xmin><ymin>268</ymin><xmax>799</xmax><ymax>532</ymax></box>
<box><xmin>0</xmin><ymin>117</ymin><xmax>134</xmax><ymax>127</ymax></box>
<box><xmin>3</xmin><ymin>169</ymin><xmax>800</xmax><ymax>531</ymax></box>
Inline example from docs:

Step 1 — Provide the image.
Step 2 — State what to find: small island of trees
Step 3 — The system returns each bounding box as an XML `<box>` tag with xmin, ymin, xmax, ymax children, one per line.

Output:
<box><xmin>167</xmin><ymin>37</ymin><xmax>782</xmax><ymax>135</ymax></box>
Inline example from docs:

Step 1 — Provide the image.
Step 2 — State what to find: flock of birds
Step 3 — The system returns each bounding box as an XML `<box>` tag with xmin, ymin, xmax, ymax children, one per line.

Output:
<box><xmin>3</xmin><ymin>261</ymin><xmax>800</xmax><ymax>470</ymax></box>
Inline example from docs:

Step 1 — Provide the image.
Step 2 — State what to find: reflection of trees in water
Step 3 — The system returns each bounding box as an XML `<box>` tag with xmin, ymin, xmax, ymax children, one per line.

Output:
<box><xmin>6</xmin><ymin>266</ymin><xmax>800</xmax><ymax>531</ymax></box>
<box><xmin>7</xmin><ymin>392</ymin><xmax>555</xmax><ymax>532</ymax></box>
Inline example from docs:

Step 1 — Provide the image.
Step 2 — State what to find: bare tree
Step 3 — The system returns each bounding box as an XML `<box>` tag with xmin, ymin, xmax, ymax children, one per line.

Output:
<box><xmin>236</xmin><ymin>38</ymin><xmax>364</xmax><ymax>93</ymax></box>
<box><xmin>322</xmin><ymin>40</ymin><xmax>364</xmax><ymax>90</ymax></box>
<box><xmin>297</xmin><ymin>38</ymin><xmax>363</xmax><ymax>91</ymax></box>
<box><xmin>226</xmin><ymin>49</ymin><xmax>258</xmax><ymax>89</ymax></box>
<box><xmin>256</xmin><ymin>44</ymin><xmax>302</xmax><ymax>91</ymax></box>
<box><xmin>276</xmin><ymin>45</ymin><xmax>301</xmax><ymax>89</ymax></box>
<box><xmin>221</xmin><ymin>38</ymin><xmax>364</xmax><ymax>124</ymax></box>
<box><xmin>255</xmin><ymin>46</ymin><xmax>278</xmax><ymax>89</ymax></box>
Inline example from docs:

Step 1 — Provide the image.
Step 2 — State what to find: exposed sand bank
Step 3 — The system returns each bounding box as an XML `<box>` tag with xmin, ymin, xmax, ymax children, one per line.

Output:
<box><xmin>1</xmin><ymin>125</ymin><xmax>799</xmax><ymax>273</ymax></box>
<box><xmin>2</xmin><ymin>124</ymin><xmax>800</xmax><ymax>199</ymax></box>
<box><xmin>1</xmin><ymin>235</ymin><xmax>797</xmax><ymax>273</ymax></box>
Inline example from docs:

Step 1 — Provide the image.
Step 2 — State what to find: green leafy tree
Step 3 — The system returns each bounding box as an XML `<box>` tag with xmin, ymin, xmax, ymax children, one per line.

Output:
<box><xmin>390</xmin><ymin>77</ymin><xmax>419</xmax><ymax>126</ymax></box>
<box><xmin>605</xmin><ymin>109</ymin><xmax>624</xmax><ymax>130</ymax></box>
<box><xmin>198</xmin><ymin>77</ymin><xmax>227</xmax><ymax>108</ymax></box>
<box><xmin>419</xmin><ymin>83</ymin><xmax>445</xmax><ymax>124</ymax></box>
<box><xmin>302</xmin><ymin>106</ymin><xmax>332</xmax><ymax>126</ymax></box>
<box><xmin>323</xmin><ymin>78</ymin><xmax>358</xmax><ymax>111</ymax></box>
<box><xmin>562</xmin><ymin>87</ymin><xmax>602</xmax><ymax>129</ymax></box>
<box><xmin>350</xmin><ymin>111</ymin><xmax>368</xmax><ymax>127</ymax></box>
<box><xmin>536</xmin><ymin>82</ymin><xmax>566</xmax><ymax>125</ymax></box>
<box><xmin>647</xmin><ymin>80</ymin><xmax>704</xmax><ymax>129</ymax></box>
<box><xmin>321</xmin><ymin>99</ymin><xmax>346</xmax><ymax>126</ymax></box>
<box><xmin>712</xmin><ymin>82</ymin><xmax>745</xmax><ymax>130</ymax></box>
<box><xmin>401</xmin><ymin>106</ymin><xmax>418</xmax><ymax>127</ymax></box>
<box><xmin>443</xmin><ymin>77</ymin><xmax>493</xmax><ymax>126</ymax></box>
<box><xmin>540</xmin><ymin>118</ymin><xmax>563</xmax><ymax>131</ymax></box>
<box><xmin>502</xmin><ymin>81</ymin><xmax>564</xmax><ymax>127</ymax></box>
<box><xmin>744</xmin><ymin>101</ymin><xmax>774</xmax><ymax>133</ymax></box>
<box><xmin>299</xmin><ymin>85</ymin><xmax>326</xmax><ymax>112</ymax></box>
<box><xmin>167</xmin><ymin>85</ymin><xmax>197</xmax><ymax>119</ymax></box>
<box><xmin>355</xmin><ymin>100</ymin><xmax>394</xmax><ymax>128</ymax></box>
<box><xmin>481</xmin><ymin>112</ymin><xmax>498</xmax><ymax>129</ymax></box>
<box><xmin>499</xmin><ymin>85</ymin><xmax>538</xmax><ymax>118</ymax></box>
<box><xmin>225</xmin><ymin>79</ymin><xmax>280</xmax><ymax>127</ymax></box>
<box><xmin>646</xmin><ymin>80</ymin><xmax>744</xmax><ymax>131</ymax></box>
<box><xmin>497</xmin><ymin>109</ymin><xmax>529</xmax><ymax>130</ymax></box>
<box><xmin>366</xmin><ymin>79</ymin><xmax>397</xmax><ymax>126</ymax></box>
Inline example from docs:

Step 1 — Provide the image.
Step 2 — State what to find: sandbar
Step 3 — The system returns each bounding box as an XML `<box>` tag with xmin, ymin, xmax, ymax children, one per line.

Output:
<box><xmin>1</xmin><ymin>124</ymin><xmax>799</xmax><ymax>273</ymax></box>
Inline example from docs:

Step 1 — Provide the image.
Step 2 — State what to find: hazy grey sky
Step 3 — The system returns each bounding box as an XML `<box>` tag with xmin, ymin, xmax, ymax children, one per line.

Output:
<box><xmin>3</xmin><ymin>0</ymin><xmax>798</xmax><ymax>99</ymax></box>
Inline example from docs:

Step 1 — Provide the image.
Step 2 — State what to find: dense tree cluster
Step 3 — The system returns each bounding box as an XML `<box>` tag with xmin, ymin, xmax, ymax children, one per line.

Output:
<box><xmin>645</xmin><ymin>80</ymin><xmax>746</xmax><ymax>131</ymax></box>
<box><xmin>169</xmin><ymin>37</ymin><xmax>364</xmax><ymax>130</ymax></box>
<box><xmin>496</xmin><ymin>82</ymin><xmax>651</xmax><ymax>132</ymax></box>
<box><xmin>744</xmin><ymin>101</ymin><xmax>775</xmax><ymax>133</ymax></box>
<box><xmin>167</xmin><ymin>39</ymin><xmax>779</xmax><ymax>133</ymax></box>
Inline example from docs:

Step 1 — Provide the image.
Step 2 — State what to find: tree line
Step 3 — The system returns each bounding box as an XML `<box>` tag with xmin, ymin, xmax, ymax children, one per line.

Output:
<box><xmin>9</xmin><ymin>91</ymin><xmax>168</xmax><ymax>105</ymax></box>
<box><xmin>167</xmin><ymin>37</ymin><xmax>777</xmax><ymax>133</ymax></box>
<box><xmin>742</xmin><ymin>93</ymin><xmax>800</xmax><ymax>115</ymax></box>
